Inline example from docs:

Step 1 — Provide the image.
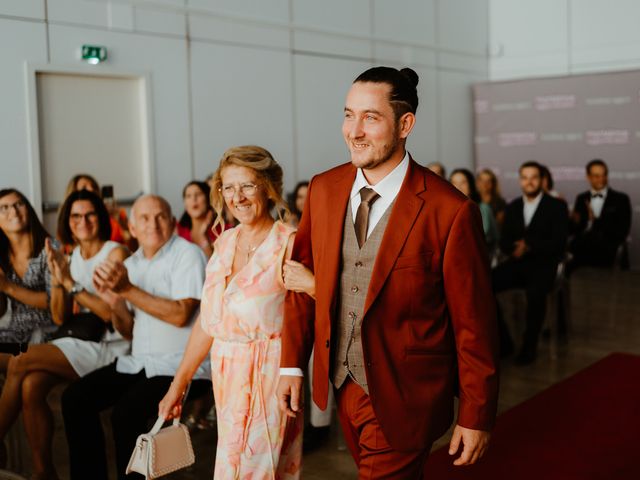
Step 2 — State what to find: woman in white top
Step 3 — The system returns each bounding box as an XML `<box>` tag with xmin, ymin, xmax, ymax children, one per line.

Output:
<box><xmin>0</xmin><ymin>190</ymin><xmax>129</xmax><ymax>480</ymax></box>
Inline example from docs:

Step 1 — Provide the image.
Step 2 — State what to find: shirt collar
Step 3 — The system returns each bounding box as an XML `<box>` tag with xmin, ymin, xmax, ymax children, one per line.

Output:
<box><xmin>350</xmin><ymin>151</ymin><xmax>410</xmax><ymax>200</ymax></box>
<box><xmin>134</xmin><ymin>234</ymin><xmax>177</xmax><ymax>261</ymax></box>
<box><xmin>590</xmin><ymin>187</ymin><xmax>608</xmax><ymax>197</ymax></box>
<box><xmin>524</xmin><ymin>191</ymin><xmax>544</xmax><ymax>206</ymax></box>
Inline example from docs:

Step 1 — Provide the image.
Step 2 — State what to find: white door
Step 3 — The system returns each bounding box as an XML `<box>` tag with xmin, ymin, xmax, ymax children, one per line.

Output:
<box><xmin>36</xmin><ymin>72</ymin><xmax>150</xmax><ymax>233</ymax></box>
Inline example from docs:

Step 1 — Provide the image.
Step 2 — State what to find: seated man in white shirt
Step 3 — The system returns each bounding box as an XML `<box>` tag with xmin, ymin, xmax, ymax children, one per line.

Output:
<box><xmin>61</xmin><ymin>194</ymin><xmax>211</xmax><ymax>480</ymax></box>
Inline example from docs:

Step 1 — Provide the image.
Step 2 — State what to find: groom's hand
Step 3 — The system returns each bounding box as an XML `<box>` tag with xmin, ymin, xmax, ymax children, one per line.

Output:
<box><xmin>448</xmin><ymin>424</ymin><xmax>491</xmax><ymax>466</ymax></box>
<box><xmin>277</xmin><ymin>375</ymin><xmax>303</xmax><ymax>418</ymax></box>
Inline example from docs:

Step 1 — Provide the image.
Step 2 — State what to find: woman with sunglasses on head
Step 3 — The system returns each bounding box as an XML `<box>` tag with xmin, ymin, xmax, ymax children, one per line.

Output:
<box><xmin>0</xmin><ymin>189</ymin><xmax>129</xmax><ymax>479</ymax></box>
<box><xmin>0</xmin><ymin>189</ymin><xmax>57</xmax><ymax>372</ymax></box>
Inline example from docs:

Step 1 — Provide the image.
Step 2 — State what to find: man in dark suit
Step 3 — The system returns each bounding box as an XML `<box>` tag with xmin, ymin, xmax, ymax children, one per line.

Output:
<box><xmin>568</xmin><ymin>159</ymin><xmax>632</xmax><ymax>271</ymax></box>
<box><xmin>493</xmin><ymin>161</ymin><xmax>569</xmax><ymax>365</ymax></box>
<box><xmin>277</xmin><ymin>66</ymin><xmax>498</xmax><ymax>478</ymax></box>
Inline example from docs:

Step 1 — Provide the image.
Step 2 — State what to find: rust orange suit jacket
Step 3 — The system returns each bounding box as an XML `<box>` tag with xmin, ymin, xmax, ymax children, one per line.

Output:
<box><xmin>281</xmin><ymin>158</ymin><xmax>499</xmax><ymax>451</ymax></box>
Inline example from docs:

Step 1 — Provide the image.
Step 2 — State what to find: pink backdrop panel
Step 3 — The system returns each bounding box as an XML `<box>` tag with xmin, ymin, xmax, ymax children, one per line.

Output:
<box><xmin>473</xmin><ymin>70</ymin><xmax>640</xmax><ymax>270</ymax></box>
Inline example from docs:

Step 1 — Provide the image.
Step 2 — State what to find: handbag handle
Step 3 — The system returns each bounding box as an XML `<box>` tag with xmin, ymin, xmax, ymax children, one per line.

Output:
<box><xmin>149</xmin><ymin>415</ymin><xmax>180</xmax><ymax>434</ymax></box>
<box><xmin>151</xmin><ymin>382</ymin><xmax>192</xmax><ymax>434</ymax></box>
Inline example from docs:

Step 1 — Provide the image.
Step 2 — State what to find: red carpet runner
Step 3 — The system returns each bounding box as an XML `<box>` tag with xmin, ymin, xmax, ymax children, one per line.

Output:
<box><xmin>424</xmin><ymin>353</ymin><xmax>640</xmax><ymax>479</ymax></box>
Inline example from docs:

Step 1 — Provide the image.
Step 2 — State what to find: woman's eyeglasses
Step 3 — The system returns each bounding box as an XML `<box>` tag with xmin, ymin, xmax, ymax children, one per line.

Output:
<box><xmin>70</xmin><ymin>212</ymin><xmax>98</xmax><ymax>223</ymax></box>
<box><xmin>219</xmin><ymin>183</ymin><xmax>260</xmax><ymax>198</ymax></box>
<box><xmin>0</xmin><ymin>200</ymin><xmax>26</xmax><ymax>216</ymax></box>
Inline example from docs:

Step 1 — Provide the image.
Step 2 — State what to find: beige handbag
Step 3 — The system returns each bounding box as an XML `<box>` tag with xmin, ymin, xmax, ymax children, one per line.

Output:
<box><xmin>125</xmin><ymin>416</ymin><xmax>195</xmax><ymax>479</ymax></box>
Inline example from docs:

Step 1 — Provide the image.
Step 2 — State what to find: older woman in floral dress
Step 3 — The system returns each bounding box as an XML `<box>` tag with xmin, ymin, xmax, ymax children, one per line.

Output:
<box><xmin>159</xmin><ymin>146</ymin><xmax>303</xmax><ymax>479</ymax></box>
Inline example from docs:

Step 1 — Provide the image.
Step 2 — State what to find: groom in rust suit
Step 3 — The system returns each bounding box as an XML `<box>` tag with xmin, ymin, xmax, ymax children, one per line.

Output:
<box><xmin>277</xmin><ymin>66</ymin><xmax>499</xmax><ymax>478</ymax></box>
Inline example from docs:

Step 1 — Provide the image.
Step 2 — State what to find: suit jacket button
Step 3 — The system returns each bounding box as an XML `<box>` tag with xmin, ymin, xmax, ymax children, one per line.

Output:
<box><xmin>325</xmin><ymin>340</ymin><xmax>330</xmax><ymax>348</ymax></box>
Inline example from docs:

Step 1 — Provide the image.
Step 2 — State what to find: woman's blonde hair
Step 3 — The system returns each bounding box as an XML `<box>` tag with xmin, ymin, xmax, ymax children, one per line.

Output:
<box><xmin>210</xmin><ymin>146</ymin><xmax>289</xmax><ymax>232</ymax></box>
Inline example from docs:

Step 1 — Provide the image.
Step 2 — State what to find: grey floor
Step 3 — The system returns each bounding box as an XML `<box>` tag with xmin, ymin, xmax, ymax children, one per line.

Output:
<box><xmin>3</xmin><ymin>267</ymin><xmax>639</xmax><ymax>479</ymax></box>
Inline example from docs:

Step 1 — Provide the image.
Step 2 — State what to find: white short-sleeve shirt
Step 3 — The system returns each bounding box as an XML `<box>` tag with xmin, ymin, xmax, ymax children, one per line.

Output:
<box><xmin>115</xmin><ymin>235</ymin><xmax>210</xmax><ymax>379</ymax></box>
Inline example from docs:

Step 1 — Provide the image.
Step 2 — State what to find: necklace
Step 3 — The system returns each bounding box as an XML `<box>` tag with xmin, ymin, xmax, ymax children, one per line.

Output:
<box><xmin>236</xmin><ymin>225</ymin><xmax>272</xmax><ymax>263</ymax></box>
<box><xmin>236</xmin><ymin>243</ymin><xmax>259</xmax><ymax>263</ymax></box>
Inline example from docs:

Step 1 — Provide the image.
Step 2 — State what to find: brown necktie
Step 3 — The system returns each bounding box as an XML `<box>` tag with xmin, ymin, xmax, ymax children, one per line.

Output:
<box><xmin>354</xmin><ymin>187</ymin><xmax>380</xmax><ymax>248</ymax></box>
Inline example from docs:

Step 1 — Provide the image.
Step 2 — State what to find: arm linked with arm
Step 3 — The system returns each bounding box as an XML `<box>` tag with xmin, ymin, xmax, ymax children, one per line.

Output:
<box><xmin>281</xmin><ymin>177</ymin><xmax>317</xmax><ymax>372</ymax></box>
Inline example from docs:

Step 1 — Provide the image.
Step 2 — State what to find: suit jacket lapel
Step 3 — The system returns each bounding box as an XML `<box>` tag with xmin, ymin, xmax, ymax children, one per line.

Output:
<box><xmin>514</xmin><ymin>197</ymin><xmax>525</xmax><ymax>232</ymax></box>
<box><xmin>363</xmin><ymin>159</ymin><xmax>425</xmax><ymax>318</ymax></box>
<box><xmin>601</xmin><ymin>189</ymin><xmax>614</xmax><ymax>212</ymax></box>
<box><xmin>319</xmin><ymin>165</ymin><xmax>356</xmax><ymax>317</ymax></box>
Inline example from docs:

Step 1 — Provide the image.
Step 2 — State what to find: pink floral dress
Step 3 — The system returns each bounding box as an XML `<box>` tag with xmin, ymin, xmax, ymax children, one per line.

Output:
<box><xmin>200</xmin><ymin>220</ymin><xmax>303</xmax><ymax>480</ymax></box>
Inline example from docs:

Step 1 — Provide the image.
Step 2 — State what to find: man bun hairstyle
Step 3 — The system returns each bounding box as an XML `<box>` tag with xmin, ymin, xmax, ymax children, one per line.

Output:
<box><xmin>354</xmin><ymin>66</ymin><xmax>419</xmax><ymax>120</ymax></box>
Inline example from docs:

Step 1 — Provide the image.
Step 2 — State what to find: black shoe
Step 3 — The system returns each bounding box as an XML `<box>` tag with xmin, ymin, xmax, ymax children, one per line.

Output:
<box><xmin>303</xmin><ymin>426</ymin><xmax>331</xmax><ymax>453</ymax></box>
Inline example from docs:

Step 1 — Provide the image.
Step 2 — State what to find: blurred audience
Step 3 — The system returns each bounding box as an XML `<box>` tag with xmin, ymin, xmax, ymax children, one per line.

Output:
<box><xmin>177</xmin><ymin>181</ymin><xmax>216</xmax><ymax>258</ymax></box>
<box><xmin>539</xmin><ymin>165</ymin><xmax>564</xmax><ymax>200</ymax></box>
<box><xmin>426</xmin><ymin>161</ymin><xmax>446</xmax><ymax>178</ymax></box>
<box><xmin>476</xmin><ymin>168</ymin><xmax>507</xmax><ymax>227</ymax></box>
<box><xmin>0</xmin><ymin>189</ymin><xmax>130</xmax><ymax>479</ymax></box>
<box><xmin>0</xmin><ymin>189</ymin><xmax>57</xmax><ymax>370</ymax></box>
<box><xmin>287</xmin><ymin>181</ymin><xmax>309</xmax><ymax>227</ymax></box>
<box><xmin>65</xmin><ymin>174</ymin><xmax>133</xmax><ymax>249</ymax></box>
<box><xmin>450</xmin><ymin>168</ymin><xmax>498</xmax><ymax>251</ymax></box>
<box><xmin>568</xmin><ymin>159</ymin><xmax>632</xmax><ymax>272</ymax></box>
<box><xmin>60</xmin><ymin>195</ymin><xmax>211</xmax><ymax>480</ymax></box>
<box><xmin>492</xmin><ymin>162</ymin><xmax>569</xmax><ymax>365</ymax></box>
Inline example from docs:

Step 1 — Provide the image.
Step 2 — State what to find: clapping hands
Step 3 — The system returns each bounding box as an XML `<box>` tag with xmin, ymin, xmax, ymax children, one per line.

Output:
<box><xmin>45</xmin><ymin>238</ymin><xmax>71</xmax><ymax>288</ymax></box>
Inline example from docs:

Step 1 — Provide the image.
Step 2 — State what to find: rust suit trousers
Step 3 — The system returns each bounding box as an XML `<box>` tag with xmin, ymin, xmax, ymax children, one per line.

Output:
<box><xmin>336</xmin><ymin>380</ymin><xmax>432</xmax><ymax>479</ymax></box>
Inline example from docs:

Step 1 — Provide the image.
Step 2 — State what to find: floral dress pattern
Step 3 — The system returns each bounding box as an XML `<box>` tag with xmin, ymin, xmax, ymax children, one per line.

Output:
<box><xmin>200</xmin><ymin>220</ymin><xmax>303</xmax><ymax>480</ymax></box>
<box><xmin>0</xmin><ymin>243</ymin><xmax>56</xmax><ymax>343</ymax></box>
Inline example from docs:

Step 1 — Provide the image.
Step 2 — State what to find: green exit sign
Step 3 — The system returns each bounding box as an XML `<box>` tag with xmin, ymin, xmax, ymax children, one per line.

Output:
<box><xmin>81</xmin><ymin>45</ymin><xmax>107</xmax><ymax>64</ymax></box>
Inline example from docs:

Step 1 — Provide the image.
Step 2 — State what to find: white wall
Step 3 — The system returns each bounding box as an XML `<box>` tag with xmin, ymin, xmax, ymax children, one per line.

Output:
<box><xmin>0</xmin><ymin>0</ymin><xmax>489</xmax><ymax>216</ymax></box>
<box><xmin>490</xmin><ymin>0</ymin><xmax>640</xmax><ymax>80</ymax></box>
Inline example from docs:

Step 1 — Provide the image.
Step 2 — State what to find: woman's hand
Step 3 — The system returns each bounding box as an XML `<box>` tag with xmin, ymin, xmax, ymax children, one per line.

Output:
<box><xmin>283</xmin><ymin>260</ymin><xmax>316</xmax><ymax>299</ymax></box>
<box><xmin>45</xmin><ymin>238</ymin><xmax>72</xmax><ymax>288</ymax></box>
<box><xmin>158</xmin><ymin>379</ymin><xmax>189</xmax><ymax>420</ymax></box>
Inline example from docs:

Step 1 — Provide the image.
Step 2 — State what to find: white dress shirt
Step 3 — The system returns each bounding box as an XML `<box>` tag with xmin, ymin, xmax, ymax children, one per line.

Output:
<box><xmin>281</xmin><ymin>152</ymin><xmax>410</xmax><ymax>378</ymax></box>
<box><xmin>523</xmin><ymin>192</ymin><xmax>543</xmax><ymax>228</ymax></box>
<box><xmin>349</xmin><ymin>152</ymin><xmax>410</xmax><ymax>239</ymax></box>
<box><xmin>589</xmin><ymin>187</ymin><xmax>608</xmax><ymax>219</ymax></box>
<box><xmin>116</xmin><ymin>235</ymin><xmax>210</xmax><ymax>379</ymax></box>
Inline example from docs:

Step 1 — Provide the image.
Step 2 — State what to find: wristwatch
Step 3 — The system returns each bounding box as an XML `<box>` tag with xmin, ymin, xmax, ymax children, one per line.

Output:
<box><xmin>69</xmin><ymin>282</ymin><xmax>84</xmax><ymax>296</ymax></box>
